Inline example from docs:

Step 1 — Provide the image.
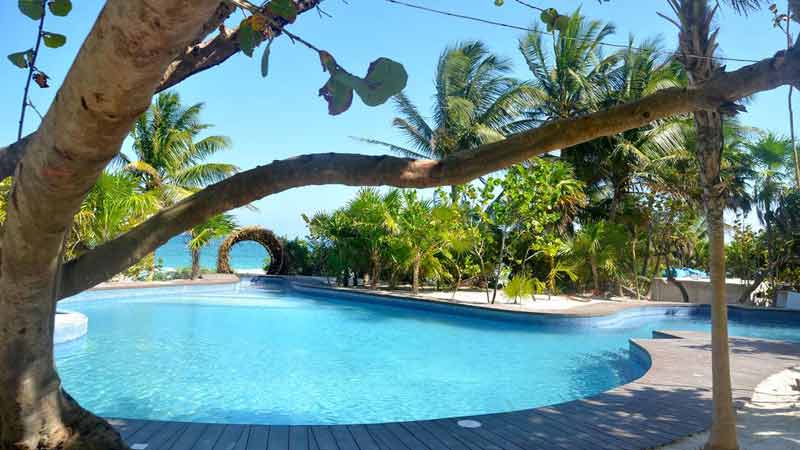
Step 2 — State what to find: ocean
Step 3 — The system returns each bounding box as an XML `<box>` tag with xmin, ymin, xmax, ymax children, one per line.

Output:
<box><xmin>155</xmin><ymin>234</ymin><xmax>269</xmax><ymax>272</ymax></box>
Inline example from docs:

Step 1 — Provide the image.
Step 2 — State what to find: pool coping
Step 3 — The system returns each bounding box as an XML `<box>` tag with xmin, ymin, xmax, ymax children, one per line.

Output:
<box><xmin>96</xmin><ymin>278</ymin><xmax>800</xmax><ymax>449</ymax></box>
<box><xmin>89</xmin><ymin>274</ymin><xmax>240</xmax><ymax>291</ymax></box>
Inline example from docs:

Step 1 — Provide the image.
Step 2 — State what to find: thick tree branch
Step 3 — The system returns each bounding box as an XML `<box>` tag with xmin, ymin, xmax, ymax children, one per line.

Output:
<box><xmin>158</xmin><ymin>0</ymin><xmax>322</xmax><ymax>91</ymax></box>
<box><xmin>58</xmin><ymin>45</ymin><xmax>800</xmax><ymax>298</ymax></box>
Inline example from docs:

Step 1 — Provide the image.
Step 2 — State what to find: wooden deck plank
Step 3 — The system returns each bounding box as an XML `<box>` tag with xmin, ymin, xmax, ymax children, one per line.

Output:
<box><xmin>429</xmin><ymin>419</ymin><xmax>509</xmax><ymax>450</ymax></box>
<box><xmin>138</xmin><ymin>421</ymin><xmax>189</xmax><ymax>450</ymax></box>
<box><xmin>267</xmin><ymin>426</ymin><xmax>289</xmax><ymax>450</ymax></box>
<box><xmin>383</xmin><ymin>422</ymin><xmax>433</xmax><ymax>450</ymax></box>
<box><xmin>329</xmin><ymin>425</ymin><xmax>358</xmax><ymax>450</ymax></box>
<box><xmin>418</xmin><ymin>419</ymin><xmax>489</xmax><ymax>450</ymax></box>
<box><xmin>364</xmin><ymin>424</ymin><xmax>410</xmax><ymax>450</ymax></box>
<box><xmin>193</xmin><ymin>424</ymin><xmax>226</xmax><ymax>450</ymax></box>
<box><xmin>245</xmin><ymin>426</ymin><xmax>269</xmax><ymax>450</ymax></box>
<box><xmin>475</xmin><ymin>413</ymin><xmax>571</xmax><ymax>450</ymax></box>
<box><xmin>212</xmin><ymin>425</ymin><xmax>247</xmax><ymax>450</ymax></box>
<box><xmin>346</xmin><ymin>425</ymin><xmax>379</xmax><ymax>450</ymax></box>
<box><xmin>288</xmin><ymin>426</ymin><xmax>309</xmax><ymax>450</ymax></box>
<box><xmin>309</xmin><ymin>426</ymin><xmax>338</xmax><ymax>450</ymax></box>
<box><xmin>126</xmin><ymin>420</ymin><xmax>169</xmax><ymax>445</ymax></box>
<box><xmin>171</xmin><ymin>423</ymin><xmax>210</xmax><ymax>450</ymax></box>
<box><xmin>113</xmin><ymin>419</ymin><xmax>148</xmax><ymax>441</ymax></box>
<box><xmin>399</xmin><ymin>421</ymin><xmax>462</xmax><ymax>450</ymax></box>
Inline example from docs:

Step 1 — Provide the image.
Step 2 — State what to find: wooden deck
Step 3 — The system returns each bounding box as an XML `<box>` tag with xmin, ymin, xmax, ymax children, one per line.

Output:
<box><xmin>110</xmin><ymin>330</ymin><xmax>800</xmax><ymax>450</ymax></box>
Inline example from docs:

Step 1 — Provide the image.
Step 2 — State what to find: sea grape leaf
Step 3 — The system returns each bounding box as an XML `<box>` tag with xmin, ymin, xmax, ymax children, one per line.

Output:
<box><xmin>48</xmin><ymin>0</ymin><xmax>71</xmax><ymax>16</ymax></box>
<box><xmin>319</xmin><ymin>77</ymin><xmax>353</xmax><ymax>115</ymax></box>
<box><xmin>355</xmin><ymin>57</ymin><xmax>408</xmax><ymax>106</ymax></box>
<box><xmin>7</xmin><ymin>50</ymin><xmax>32</xmax><ymax>69</ymax></box>
<box><xmin>267</xmin><ymin>0</ymin><xmax>298</xmax><ymax>23</ymax></box>
<box><xmin>238</xmin><ymin>19</ymin><xmax>257</xmax><ymax>57</ymax></box>
<box><xmin>42</xmin><ymin>32</ymin><xmax>67</xmax><ymax>48</ymax></box>
<box><xmin>330</xmin><ymin>58</ymin><xmax>407</xmax><ymax>107</ymax></box>
<box><xmin>19</xmin><ymin>0</ymin><xmax>44</xmax><ymax>20</ymax></box>
<box><xmin>261</xmin><ymin>39</ymin><xmax>273</xmax><ymax>78</ymax></box>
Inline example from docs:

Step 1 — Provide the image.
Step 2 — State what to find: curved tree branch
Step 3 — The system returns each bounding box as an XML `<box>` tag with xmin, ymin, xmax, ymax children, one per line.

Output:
<box><xmin>58</xmin><ymin>44</ymin><xmax>800</xmax><ymax>298</ymax></box>
<box><xmin>0</xmin><ymin>1</ymin><xmax>322</xmax><ymax>181</ymax></box>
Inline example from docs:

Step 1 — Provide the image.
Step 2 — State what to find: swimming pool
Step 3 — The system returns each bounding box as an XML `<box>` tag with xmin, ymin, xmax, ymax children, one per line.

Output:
<box><xmin>55</xmin><ymin>280</ymin><xmax>800</xmax><ymax>425</ymax></box>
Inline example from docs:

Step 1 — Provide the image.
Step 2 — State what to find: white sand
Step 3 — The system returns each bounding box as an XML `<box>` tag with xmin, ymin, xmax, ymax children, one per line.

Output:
<box><xmin>660</xmin><ymin>366</ymin><xmax>800</xmax><ymax>449</ymax></box>
<box><xmin>420</xmin><ymin>288</ymin><xmax>611</xmax><ymax>311</ymax></box>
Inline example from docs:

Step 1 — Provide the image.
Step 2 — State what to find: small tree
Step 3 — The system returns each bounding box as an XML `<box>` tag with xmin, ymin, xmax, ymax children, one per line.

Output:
<box><xmin>188</xmin><ymin>214</ymin><xmax>237</xmax><ymax>279</ymax></box>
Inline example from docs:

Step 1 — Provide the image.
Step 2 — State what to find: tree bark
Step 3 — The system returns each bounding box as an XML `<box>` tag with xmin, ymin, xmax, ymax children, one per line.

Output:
<box><xmin>672</xmin><ymin>1</ymin><xmax>739</xmax><ymax>447</ymax></box>
<box><xmin>412</xmin><ymin>252</ymin><xmax>421</xmax><ymax>295</ymax></box>
<box><xmin>191</xmin><ymin>248</ymin><xmax>201</xmax><ymax>280</ymax></box>
<box><xmin>0</xmin><ymin>1</ymin><xmax>221</xmax><ymax>448</ymax></box>
<box><xmin>590</xmin><ymin>256</ymin><xmax>600</xmax><ymax>294</ymax></box>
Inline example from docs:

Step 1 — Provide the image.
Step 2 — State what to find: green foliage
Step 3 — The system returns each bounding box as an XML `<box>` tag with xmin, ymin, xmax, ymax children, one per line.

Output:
<box><xmin>7</xmin><ymin>50</ymin><xmax>33</xmax><ymax>69</ymax></box>
<box><xmin>42</xmin><ymin>32</ymin><xmax>66</xmax><ymax>48</ymax></box>
<box><xmin>359</xmin><ymin>41</ymin><xmax>533</xmax><ymax>159</ymax></box>
<box><xmin>261</xmin><ymin>39</ymin><xmax>273</xmax><ymax>78</ymax></box>
<box><xmin>503</xmin><ymin>273</ymin><xmax>544</xmax><ymax>303</ymax></box>
<box><xmin>127</xmin><ymin>91</ymin><xmax>237</xmax><ymax>204</ymax></box>
<box><xmin>267</xmin><ymin>0</ymin><xmax>298</xmax><ymax>23</ymax></box>
<box><xmin>18</xmin><ymin>0</ymin><xmax>44</xmax><ymax>20</ymax></box>
<box><xmin>238</xmin><ymin>18</ymin><xmax>258</xmax><ymax>57</ymax></box>
<box><xmin>319</xmin><ymin>53</ymin><xmax>408</xmax><ymax>115</ymax></box>
<box><xmin>48</xmin><ymin>0</ymin><xmax>72</xmax><ymax>16</ymax></box>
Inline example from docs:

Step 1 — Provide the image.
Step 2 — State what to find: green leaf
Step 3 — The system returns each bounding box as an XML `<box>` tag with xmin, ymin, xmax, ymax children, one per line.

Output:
<box><xmin>260</xmin><ymin>39</ymin><xmax>272</xmax><ymax>78</ymax></box>
<box><xmin>267</xmin><ymin>0</ymin><xmax>298</xmax><ymax>23</ymax></box>
<box><xmin>42</xmin><ymin>32</ymin><xmax>66</xmax><ymax>48</ymax></box>
<box><xmin>540</xmin><ymin>7</ymin><xmax>560</xmax><ymax>31</ymax></box>
<box><xmin>47</xmin><ymin>0</ymin><xmax>71</xmax><ymax>16</ymax></box>
<box><xmin>319</xmin><ymin>77</ymin><xmax>353</xmax><ymax>116</ymax></box>
<box><xmin>356</xmin><ymin>58</ymin><xmax>408</xmax><ymax>106</ymax></box>
<box><xmin>554</xmin><ymin>15</ymin><xmax>569</xmax><ymax>33</ymax></box>
<box><xmin>7</xmin><ymin>50</ymin><xmax>32</xmax><ymax>69</ymax></box>
<box><xmin>238</xmin><ymin>20</ymin><xmax>257</xmax><ymax>57</ymax></box>
<box><xmin>19</xmin><ymin>0</ymin><xmax>44</xmax><ymax>20</ymax></box>
<box><xmin>331</xmin><ymin>58</ymin><xmax>408</xmax><ymax>107</ymax></box>
<box><xmin>494</xmin><ymin>0</ymin><xmax>504</xmax><ymax>5</ymax></box>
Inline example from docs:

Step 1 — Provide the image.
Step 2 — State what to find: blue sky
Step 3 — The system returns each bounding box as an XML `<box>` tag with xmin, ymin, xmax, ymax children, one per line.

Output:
<box><xmin>0</xmin><ymin>1</ymin><xmax>786</xmax><ymax>238</ymax></box>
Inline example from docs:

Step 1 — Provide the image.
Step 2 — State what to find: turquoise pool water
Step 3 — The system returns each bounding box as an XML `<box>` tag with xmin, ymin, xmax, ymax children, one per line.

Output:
<box><xmin>55</xmin><ymin>281</ymin><xmax>800</xmax><ymax>425</ymax></box>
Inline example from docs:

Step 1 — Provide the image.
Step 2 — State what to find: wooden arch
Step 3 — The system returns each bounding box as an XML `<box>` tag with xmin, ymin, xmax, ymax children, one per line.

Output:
<box><xmin>216</xmin><ymin>226</ymin><xmax>285</xmax><ymax>275</ymax></box>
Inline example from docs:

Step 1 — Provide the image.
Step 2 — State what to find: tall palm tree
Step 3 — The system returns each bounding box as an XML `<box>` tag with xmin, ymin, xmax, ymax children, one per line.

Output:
<box><xmin>357</xmin><ymin>41</ymin><xmax>533</xmax><ymax>167</ymax></box>
<box><xmin>125</xmin><ymin>91</ymin><xmax>238</xmax><ymax>204</ymax></box>
<box><xmin>516</xmin><ymin>9</ymin><xmax>617</xmax><ymax>125</ymax></box>
<box><xmin>188</xmin><ymin>214</ymin><xmax>237</xmax><ymax>279</ymax></box>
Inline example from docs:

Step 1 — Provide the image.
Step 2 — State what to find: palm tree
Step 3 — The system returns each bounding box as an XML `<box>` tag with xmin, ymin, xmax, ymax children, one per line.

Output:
<box><xmin>571</xmin><ymin>220</ymin><xmax>626</xmax><ymax>294</ymax></box>
<box><xmin>70</xmin><ymin>172</ymin><xmax>161</xmax><ymax>258</ymax></box>
<box><xmin>188</xmin><ymin>214</ymin><xmax>237</xmax><ymax>279</ymax></box>
<box><xmin>125</xmin><ymin>91</ymin><xmax>238</xmax><ymax>205</ymax></box>
<box><xmin>394</xmin><ymin>190</ymin><xmax>456</xmax><ymax>294</ymax></box>
<box><xmin>357</xmin><ymin>41</ymin><xmax>533</xmax><ymax>197</ymax></box>
<box><xmin>517</xmin><ymin>9</ymin><xmax>616</xmax><ymax>124</ymax></box>
<box><xmin>343</xmin><ymin>188</ymin><xmax>400</xmax><ymax>288</ymax></box>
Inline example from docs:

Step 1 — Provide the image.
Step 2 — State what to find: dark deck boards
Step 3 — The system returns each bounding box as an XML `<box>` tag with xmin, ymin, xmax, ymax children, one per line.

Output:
<box><xmin>112</xmin><ymin>331</ymin><xmax>800</xmax><ymax>450</ymax></box>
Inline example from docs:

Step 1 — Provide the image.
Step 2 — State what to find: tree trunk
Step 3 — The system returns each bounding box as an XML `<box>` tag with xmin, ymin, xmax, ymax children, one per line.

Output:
<box><xmin>191</xmin><ymin>248</ymin><xmax>201</xmax><ymax>280</ymax></box>
<box><xmin>704</xmin><ymin>188</ymin><xmax>738</xmax><ymax>450</ymax></box>
<box><xmin>491</xmin><ymin>230</ymin><xmax>506</xmax><ymax>304</ymax></box>
<box><xmin>590</xmin><ymin>256</ymin><xmax>600</xmax><ymax>295</ymax></box>
<box><xmin>0</xmin><ymin>248</ymin><xmax>127</xmax><ymax>450</ymax></box>
<box><xmin>666</xmin><ymin>256</ymin><xmax>691</xmax><ymax>303</ymax></box>
<box><xmin>412</xmin><ymin>252</ymin><xmax>421</xmax><ymax>295</ymax></box>
<box><xmin>370</xmin><ymin>251</ymin><xmax>380</xmax><ymax>289</ymax></box>
<box><xmin>695</xmin><ymin>108</ymin><xmax>738</xmax><ymax>449</ymax></box>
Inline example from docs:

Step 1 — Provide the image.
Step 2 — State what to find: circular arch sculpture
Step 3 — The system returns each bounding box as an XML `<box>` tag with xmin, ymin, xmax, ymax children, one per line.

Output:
<box><xmin>217</xmin><ymin>226</ymin><xmax>286</xmax><ymax>275</ymax></box>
